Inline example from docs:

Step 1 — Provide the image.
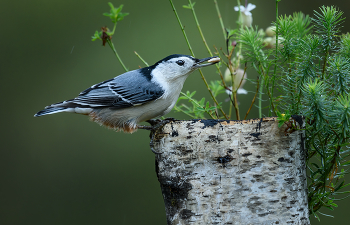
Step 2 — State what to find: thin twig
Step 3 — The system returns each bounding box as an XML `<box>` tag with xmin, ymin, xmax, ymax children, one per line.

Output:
<box><xmin>169</xmin><ymin>0</ymin><xmax>194</xmax><ymax>56</ymax></box>
<box><xmin>134</xmin><ymin>51</ymin><xmax>149</xmax><ymax>67</ymax></box>
<box><xmin>224</xmin><ymin>87</ymin><xmax>236</xmax><ymax>106</ymax></box>
<box><xmin>244</xmin><ymin>76</ymin><xmax>260</xmax><ymax>120</ymax></box>
<box><xmin>169</xmin><ymin>0</ymin><xmax>229</xmax><ymax>120</ymax></box>
<box><xmin>107</xmin><ymin>39</ymin><xmax>128</xmax><ymax>72</ymax></box>
<box><xmin>189</xmin><ymin>0</ymin><xmax>212</xmax><ymax>56</ymax></box>
<box><xmin>261</xmin><ymin>66</ymin><xmax>277</xmax><ymax>116</ymax></box>
<box><xmin>237</xmin><ymin>62</ymin><xmax>248</xmax><ymax>92</ymax></box>
<box><xmin>233</xmin><ymin>92</ymin><xmax>240</xmax><ymax>120</ymax></box>
<box><xmin>258</xmin><ymin>66</ymin><xmax>264</xmax><ymax>118</ymax></box>
<box><xmin>188</xmin><ymin>0</ymin><xmax>226</xmax><ymax>79</ymax></box>
<box><xmin>188</xmin><ymin>0</ymin><xmax>230</xmax><ymax>119</ymax></box>
<box><xmin>214</xmin><ymin>46</ymin><xmax>228</xmax><ymax>88</ymax></box>
<box><xmin>180</xmin><ymin>92</ymin><xmax>216</xmax><ymax>119</ymax></box>
<box><xmin>174</xmin><ymin>105</ymin><xmax>196</xmax><ymax>118</ymax></box>
<box><xmin>271</xmin><ymin>0</ymin><xmax>279</xmax><ymax>115</ymax></box>
<box><xmin>213</xmin><ymin>0</ymin><xmax>226</xmax><ymax>40</ymax></box>
<box><xmin>231</xmin><ymin>63</ymin><xmax>248</xmax><ymax>120</ymax></box>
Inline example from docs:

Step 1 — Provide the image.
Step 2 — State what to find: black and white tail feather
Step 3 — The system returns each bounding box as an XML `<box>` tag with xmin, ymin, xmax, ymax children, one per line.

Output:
<box><xmin>35</xmin><ymin>107</ymin><xmax>70</xmax><ymax>117</ymax></box>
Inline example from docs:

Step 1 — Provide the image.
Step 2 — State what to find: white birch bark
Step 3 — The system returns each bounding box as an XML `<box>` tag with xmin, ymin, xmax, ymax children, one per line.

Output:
<box><xmin>153</xmin><ymin>117</ymin><xmax>309</xmax><ymax>225</ymax></box>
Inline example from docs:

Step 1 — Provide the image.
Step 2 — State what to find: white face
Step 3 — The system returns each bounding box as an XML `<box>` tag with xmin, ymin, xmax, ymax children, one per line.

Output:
<box><xmin>152</xmin><ymin>56</ymin><xmax>197</xmax><ymax>81</ymax></box>
<box><xmin>150</xmin><ymin>55</ymin><xmax>219</xmax><ymax>92</ymax></box>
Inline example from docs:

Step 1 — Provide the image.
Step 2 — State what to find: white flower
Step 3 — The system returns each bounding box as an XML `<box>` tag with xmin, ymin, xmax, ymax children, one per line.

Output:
<box><xmin>234</xmin><ymin>3</ymin><xmax>256</xmax><ymax>16</ymax></box>
<box><xmin>234</xmin><ymin>3</ymin><xmax>256</xmax><ymax>27</ymax></box>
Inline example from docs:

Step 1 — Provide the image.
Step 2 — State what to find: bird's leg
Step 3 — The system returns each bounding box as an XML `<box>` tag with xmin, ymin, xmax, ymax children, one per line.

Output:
<box><xmin>137</xmin><ymin>119</ymin><xmax>163</xmax><ymax>130</ymax></box>
<box><xmin>137</xmin><ymin>118</ymin><xmax>175</xmax><ymax>131</ymax></box>
<box><xmin>138</xmin><ymin>118</ymin><xmax>176</xmax><ymax>154</ymax></box>
<box><xmin>137</xmin><ymin>125</ymin><xmax>153</xmax><ymax>130</ymax></box>
<box><xmin>146</xmin><ymin>119</ymin><xmax>163</xmax><ymax>126</ymax></box>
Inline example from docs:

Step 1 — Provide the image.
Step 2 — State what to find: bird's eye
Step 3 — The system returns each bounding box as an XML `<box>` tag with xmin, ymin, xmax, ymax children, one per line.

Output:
<box><xmin>176</xmin><ymin>60</ymin><xmax>185</xmax><ymax>66</ymax></box>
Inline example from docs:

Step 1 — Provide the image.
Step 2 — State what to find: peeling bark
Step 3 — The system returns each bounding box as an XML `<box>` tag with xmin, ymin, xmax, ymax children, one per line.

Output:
<box><xmin>153</xmin><ymin>117</ymin><xmax>309</xmax><ymax>225</ymax></box>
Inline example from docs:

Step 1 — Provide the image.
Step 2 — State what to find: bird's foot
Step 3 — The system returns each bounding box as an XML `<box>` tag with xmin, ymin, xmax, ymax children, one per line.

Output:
<box><xmin>140</xmin><ymin>118</ymin><xmax>177</xmax><ymax>154</ymax></box>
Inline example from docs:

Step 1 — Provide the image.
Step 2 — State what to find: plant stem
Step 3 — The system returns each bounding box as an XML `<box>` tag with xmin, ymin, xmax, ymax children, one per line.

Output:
<box><xmin>244</xmin><ymin>75</ymin><xmax>260</xmax><ymax>120</ymax></box>
<box><xmin>233</xmin><ymin>0</ymin><xmax>243</xmax><ymax>119</ymax></box>
<box><xmin>198</xmin><ymin>69</ymin><xmax>228</xmax><ymax>119</ymax></box>
<box><xmin>107</xmin><ymin>39</ymin><xmax>128</xmax><ymax>72</ymax></box>
<box><xmin>322</xmin><ymin>51</ymin><xmax>329</xmax><ymax>79</ymax></box>
<box><xmin>169</xmin><ymin>0</ymin><xmax>228</xmax><ymax>120</ymax></box>
<box><xmin>134</xmin><ymin>51</ymin><xmax>149</xmax><ymax>67</ymax></box>
<box><xmin>111</xmin><ymin>23</ymin><xmax>117</xmax><ymax>35</ymax></box>
<box><xmin>174</xmin><ymin>105</ymin><xmax>196</xmax><ymax>118</ymax></box>
<box><xmin>213</xmin><ymin>0</ymin><xmax>226</xmax><ymax>41</ymax></box>
<box><xmin>258</xmin><ymin>72</ymin><xmax>264</xmax><ymax>118</ymax></box>
<box><xmin>233</xmin><ymin>92</ymin><xmax>240</xmax><ymax>120</ymax></box>
<box><xmin>261</xmin><ymin>64</ymin><xmax>277</xmax><ymax>116</ymax></box>
<box><xmin>189</xmin><ymin>0</ymin><xmax>224</xmax><ymax>87</ymax></box>
<box><xmin>235</xmin><ymin>0</ymin><xmax>243</xmax><ymax>70</ymax></box>
<box><xmin>230</xmin><ymin>62</ymin><xmax>247</xmax><ymax>120</ymax></box>
<box><xmin>270</xmin><ymin>0</ymin><xmax>279</xmax><ymax>114</ymax></box>
<box><xmin>189</xmin><ymin>0</ymin><xmax>212</xmax><ymax>56</ymax></box>
<box><xmin>180</xmin><ymin>92</ymin><xmax>216</xmax><ymax>119</ymax></box>
<box><xmin>169</xmin><ymin>0</ymin><xmax>194</xmax><ymax>56</ymax></box>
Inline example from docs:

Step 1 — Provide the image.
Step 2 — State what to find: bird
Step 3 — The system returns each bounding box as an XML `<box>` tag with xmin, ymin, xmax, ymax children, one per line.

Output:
<box><xmin>34</xmin><ymin>54</ymin><xmax>220</xmax><ymax>133</ymax></box>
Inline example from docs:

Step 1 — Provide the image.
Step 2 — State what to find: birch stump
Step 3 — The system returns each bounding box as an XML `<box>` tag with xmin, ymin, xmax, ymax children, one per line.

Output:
<box><xmin>153</xmin><ymin>117</ymin><xmax>309</xmax><ymax>225</ymax></box>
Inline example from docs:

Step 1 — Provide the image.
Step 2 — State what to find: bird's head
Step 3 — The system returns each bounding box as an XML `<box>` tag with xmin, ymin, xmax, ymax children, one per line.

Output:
<box><xmin>150</xmin><ymin>54</ymin><xmax>220</xmax><ymax>81</ymax></box>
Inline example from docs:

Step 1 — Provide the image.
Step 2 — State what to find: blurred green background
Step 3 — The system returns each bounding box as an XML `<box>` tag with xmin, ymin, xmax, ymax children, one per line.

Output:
<box><xmin>1</xmin><ymin>0</ymin><xmax>350</xmax><ymax>224</ymax></box>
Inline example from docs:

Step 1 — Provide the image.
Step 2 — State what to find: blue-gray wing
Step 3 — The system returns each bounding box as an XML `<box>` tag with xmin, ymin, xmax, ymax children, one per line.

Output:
<box><xmin>69</xmin><ymin>69</ymin><xmax>165</xmax><ymax>109</ymax></box>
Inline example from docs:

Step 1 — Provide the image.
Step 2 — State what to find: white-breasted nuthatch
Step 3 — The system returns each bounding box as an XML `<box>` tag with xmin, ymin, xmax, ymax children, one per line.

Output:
<box><xmin>35</xmin><ymin>54</ymin><xmax>220</xmax><ymax>133</ymax></box>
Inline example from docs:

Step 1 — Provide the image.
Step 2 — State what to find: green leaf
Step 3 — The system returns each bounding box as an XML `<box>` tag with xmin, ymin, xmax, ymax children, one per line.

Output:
<box><xmin>341</xmin><ymin>161</ymin><xmax>350</xmax><ymax>166</ymax></box>
<box><xmin>334</xmin><ymin>181</ymin><xmax>345</xmax><ymax>192</ymax></box>
<box><xmin>182</xmin><ymin>2</ymin><xmax>195</xmax><ymax>9</ymax></box>
<box><xmin>103</xmin><ymin>3</ymin><xmax>129</xmax><ymax>24</ymax></box>
<box><xmin>278</xmin><ymin>121</ymin><xmax>285</xmax><ymax>128</ymax></box>
<box><xmin>196</xmin><ymin>107</ymin><xmax>206</xmax><ymax>111</ymax></box>
<box><xmin>199</xmin><ymin>98</ymin><xmax>205</xmax><ymax>106</ymax></box>
<box><xmin>276</xmin><ymin>110</ymin><xmax>291</xmax><ymax>128</ymax></box>
<box><xmin>206</xmin><ymin>101</ymin><xmax>210</xmax><ymax>108</ymax></box>
<box><xmin>209</xmin><ymin>80</ymin><xmax>225</xmax><ymax>97</ymax></box>
<box><xmin>226</xmin><ymin>28</ymin><xmax>238</xmax><ymax>38</ymax></box>
<box><xmin>208</xmin><ymin>106</ymin><xmax>217</xmax><ymax>111</ymax></box>
<box><xmin>91</xmin><ymin>30</ymin><xmax>102</xmax><ymax>41</ymax></box>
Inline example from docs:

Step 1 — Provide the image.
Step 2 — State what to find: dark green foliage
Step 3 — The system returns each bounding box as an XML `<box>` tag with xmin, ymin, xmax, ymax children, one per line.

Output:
<box><xmin>338</xmin><ymin>33</ymin><xmax>350</xmax><ymax>58</ymax></box>
<box><xmin>327</xmin><ymin>55</ymin><xmax>350</xmax><ymax>95</ymax></box>
<box><xmin>313</xmin><ymin>6</ymin><xmax>344</xmax><ymax>53</ymax></box>
<box><xmin>276</xmin><ymin>6</ymin><xmax>350</xmax><ymax>219</ymax></box>
<box><xmin>275</xmin><ymin>13</ymin><xmax>312</xmax><ymax>61</ymax></box>
<box><xmin>239</xmin><ymin>27</ymin><xmax>267</xmax><ymax>65</ymax></box>
<box><xmin>301</xmin><ymin>79</ymin><xmax>328</xmax><ymax>127</ymax></box>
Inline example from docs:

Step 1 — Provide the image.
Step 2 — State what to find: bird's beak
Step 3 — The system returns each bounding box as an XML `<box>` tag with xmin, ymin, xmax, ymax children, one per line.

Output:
<box><xmin>193</xmin><ymin>56</ymin><xmax>220</xmax><ymax>68</ymax></box>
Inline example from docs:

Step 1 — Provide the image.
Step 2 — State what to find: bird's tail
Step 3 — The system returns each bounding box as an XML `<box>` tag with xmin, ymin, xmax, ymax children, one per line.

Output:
<box><xmin>34</xmin><ymin>107</ymin><xmax>70</xmax><ymax>117</ymax></box>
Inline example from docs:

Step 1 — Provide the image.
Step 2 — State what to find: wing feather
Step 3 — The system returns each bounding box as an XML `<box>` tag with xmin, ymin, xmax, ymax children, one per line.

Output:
<box><xmin>67</xmin><ymin>70</ymin><xmax>165</xmax><ymax>109</ymax></box>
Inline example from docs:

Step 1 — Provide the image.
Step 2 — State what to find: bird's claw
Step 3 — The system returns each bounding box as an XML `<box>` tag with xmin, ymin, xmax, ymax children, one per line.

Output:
<box><xmin>145</xmin><ymin>119</ymin><xmax>162</xmax><ymax>126</ymax></box>
<box><xmin>141</xmin><ymin>118</ymin><xmax>177</xmax><ymax>154</ymax></box>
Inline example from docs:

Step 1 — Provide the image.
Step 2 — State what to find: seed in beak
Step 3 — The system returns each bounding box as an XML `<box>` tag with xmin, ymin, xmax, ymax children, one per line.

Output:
<box><xmin>208</xmin><ymin>57</ymin><xmax>221</xmax><ymax>63</ymax></box>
